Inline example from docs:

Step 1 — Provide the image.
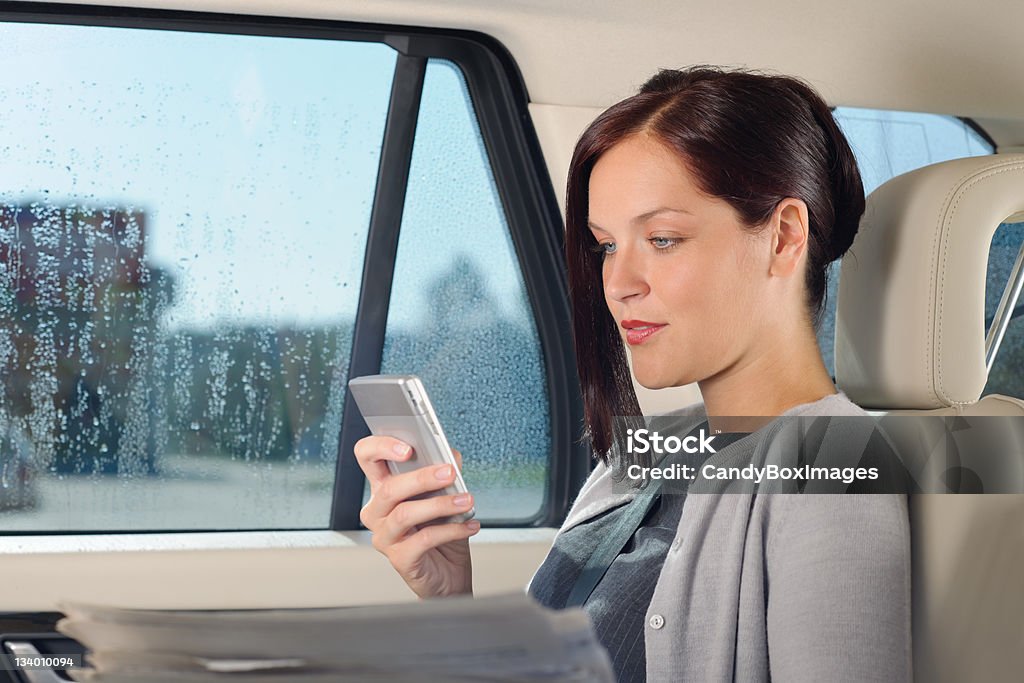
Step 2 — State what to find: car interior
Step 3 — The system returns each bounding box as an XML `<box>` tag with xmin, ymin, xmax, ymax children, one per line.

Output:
<box><xmin>0</xmin><ymin>1</ymin><xmax>1022</xmax><ymax>682</ymax></box>
<box><xmin>835</xmin><ymin>152</ymin><xmax>1024</xmax><ymax>681</ymax></box>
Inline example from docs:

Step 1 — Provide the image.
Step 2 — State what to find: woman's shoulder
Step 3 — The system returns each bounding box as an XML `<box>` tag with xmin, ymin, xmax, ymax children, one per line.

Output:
<box><xmin>782</xmin><ymin>390</ymin><xmax>869</xmax><ymax>417</ymax></box>
<box><xmin>763</xmin><ymin>493</ymin><xmax>910</xmax><ymax>564</ymax></box>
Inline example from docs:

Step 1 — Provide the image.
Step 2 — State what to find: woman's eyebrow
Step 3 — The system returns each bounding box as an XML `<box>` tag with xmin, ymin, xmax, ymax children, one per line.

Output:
<box><xmin>588</xmin><ymin>207</ymin><xmax>693</xmax><ymax>233</ymax></box>
<box><xmin>635</xmin><ymin>206</ymin><xmax>693</xmax><ymax>222</ymax></box>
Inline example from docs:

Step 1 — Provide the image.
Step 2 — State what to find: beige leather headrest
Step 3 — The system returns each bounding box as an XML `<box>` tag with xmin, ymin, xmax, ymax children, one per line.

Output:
<box><xmin>835</xmin><ymin>154</ymin><xmax>1024</xmax><ymax>410</ymax></box>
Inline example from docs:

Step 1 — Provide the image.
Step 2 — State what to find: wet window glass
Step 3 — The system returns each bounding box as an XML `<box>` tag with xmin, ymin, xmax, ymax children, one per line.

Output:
<box><xmin>378</xmin><ymin>60</ymin><xmax>551</xmax><ymax>522</ymax></box>
<box><xmin>0</xmin><ymin>22</ymin><xmax>396</xmax><ymax>529</ymax></box>
<box><xmin>983</xmin><ymin>222</ymin><xmax>1024</xmax><ymax>397</ymax></box>
<box><xmin>820</xmin><ymin>108</ymin><xmax>994</xmax><ymax>376</ymax></box>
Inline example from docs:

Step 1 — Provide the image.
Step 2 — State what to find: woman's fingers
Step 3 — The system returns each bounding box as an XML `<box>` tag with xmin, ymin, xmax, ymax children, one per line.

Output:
<box><xmin>353</xmin><ymin>435</ymin><xmax>413</xmax><ymax>486</ymax></box>
<box><xmin>362</xmin><ymin>463</ymin><xmax>458</xmax><ymax>528</ymax></box>
<box><xmin>355</xmin><ymin>436</ymin><xmax>473</xmax><ymax>546</ymax></box>
<box><xmin>386</xmin><ymin>518</ymin><xmax>482</xmax><ymax>573</ymax></box>
<box><xmin>373</xmin><ymin>491</ymin><xmax>475</xmax><ymax>547</ymax></box>
<box><xmin>360</xmin><ymin>461</ymin><xmax>457</xmax><ymax>529</ymax></box>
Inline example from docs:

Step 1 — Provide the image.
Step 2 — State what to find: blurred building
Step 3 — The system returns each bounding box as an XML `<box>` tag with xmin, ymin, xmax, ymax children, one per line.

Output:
<box><xmin>0</xmin><ymin>203</ymin><xmax>171</xmax><ymax>474</ymax></box>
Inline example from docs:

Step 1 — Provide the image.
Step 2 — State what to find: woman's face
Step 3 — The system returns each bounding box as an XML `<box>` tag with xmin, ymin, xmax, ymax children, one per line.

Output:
<box><xmin>587</xmin><ymin>133</ymin><xmax>775</xmax><ymax>389</ymax></box>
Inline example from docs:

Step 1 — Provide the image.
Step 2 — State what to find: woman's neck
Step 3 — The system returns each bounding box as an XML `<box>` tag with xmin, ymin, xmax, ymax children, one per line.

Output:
<box><xmin>696</xmin><ymin>332</ymin><xmax>837</xmax><ymax>433</ymax></box>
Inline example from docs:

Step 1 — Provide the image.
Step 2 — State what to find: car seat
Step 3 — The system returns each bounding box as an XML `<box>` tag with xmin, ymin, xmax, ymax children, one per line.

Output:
<box><xmin>835</xmin><ymin>154</ymin><xmax>1024</xmax><ymax>682</ymax></box>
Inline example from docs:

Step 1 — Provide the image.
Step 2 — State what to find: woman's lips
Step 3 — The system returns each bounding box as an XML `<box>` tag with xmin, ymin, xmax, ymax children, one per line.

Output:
<box><xmin>623</xmin><ymin>323</ymin><xmax>667</xmax><ymax>345</ymax></box>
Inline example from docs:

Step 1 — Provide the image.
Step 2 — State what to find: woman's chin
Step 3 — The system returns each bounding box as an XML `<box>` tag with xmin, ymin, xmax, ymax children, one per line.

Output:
<box><xmin>633</xmin><ymin>373</ymin><xmax>677</xmax><ymax>391</ymax></box>
<box><xmin>633</xmin><ymin>366</ymin><xmax>697</xmax><ymax>391</ymax></box>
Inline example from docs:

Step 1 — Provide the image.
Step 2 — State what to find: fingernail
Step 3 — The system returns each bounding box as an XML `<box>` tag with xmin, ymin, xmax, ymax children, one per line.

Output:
<box><xmin>466</xmin><ymin>520</ymin><xmax>481</xmax><ymax>531</ymax></box>
<box><xmin>435</xmin><ymin>465</ymin><xmax>453</xmax><ymax>479</ymax></box>
<box><xmin>393</xmin><ymin>443</ymin><xmax>411</xmax><ymax>457</ymax></box>
<box><xmin>453</xmin><ymin>494</ymin><xmax>470</xmax><ymax>507</ymax></box>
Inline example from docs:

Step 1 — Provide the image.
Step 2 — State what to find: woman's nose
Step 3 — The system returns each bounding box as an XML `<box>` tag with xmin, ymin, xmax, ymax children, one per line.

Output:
<box><xmin>603</xmin><ymin>251</ymin><xmax>649</xmax><ymax>302</ymax></box>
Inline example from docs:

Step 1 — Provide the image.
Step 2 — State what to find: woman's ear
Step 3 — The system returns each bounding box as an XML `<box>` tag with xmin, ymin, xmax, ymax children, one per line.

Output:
<box><xmin>768</xmin><ymin>198</ymin><xmax>810</xmax><ymax>278</ymax></box>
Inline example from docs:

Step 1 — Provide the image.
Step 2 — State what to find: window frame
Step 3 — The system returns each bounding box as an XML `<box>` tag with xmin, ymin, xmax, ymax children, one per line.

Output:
<box><xmin>0</xmin><ymin>2</ymin><xmax>588</xmax><ymax>533</ymax></box>
<box><xmin>958</xmin><ymin>116</ymin><xmax>997</xmax><ymax>151</ymax></box>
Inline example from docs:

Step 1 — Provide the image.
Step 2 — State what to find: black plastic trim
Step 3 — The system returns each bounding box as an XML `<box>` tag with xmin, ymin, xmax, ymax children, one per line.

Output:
<box><xmin>330</xmin><ymin>54</ymin><xmax>426</xmax><ymax>530</ymax></box>
<box><xmin>0</xmin><ymin>617</ymin><xmax>63</xmax><ymax>633</ymax></box>
<box><xmin>959</xmin><ymin>117</ymin><xmax>997</xmax><ymax>152</ymax></box>
<box><xmin>0</xmin><ymin>3</ymin><xmax>587</xmax><ymax>531</ymax></box>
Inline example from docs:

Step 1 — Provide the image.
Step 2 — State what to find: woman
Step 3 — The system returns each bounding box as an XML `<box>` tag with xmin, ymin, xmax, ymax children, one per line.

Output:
<box><xmin>354</xmin><ymin>66</ymin><xmax>911</xmax><ymax>681</ymax></box>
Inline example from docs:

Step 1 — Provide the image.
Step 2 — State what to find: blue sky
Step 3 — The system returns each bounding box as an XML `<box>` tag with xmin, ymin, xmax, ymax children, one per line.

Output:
<box><xmin>0</xmin><ymin>22</ymin><xmax>394</xmax><ymax>329</ymax></box>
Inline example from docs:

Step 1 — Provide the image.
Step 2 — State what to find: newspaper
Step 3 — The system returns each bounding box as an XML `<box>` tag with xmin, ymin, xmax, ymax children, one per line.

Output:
<box><xmin>57</xmin><ymin>593</ymin><xmax>614</xmax><ymax>682</ymax></box>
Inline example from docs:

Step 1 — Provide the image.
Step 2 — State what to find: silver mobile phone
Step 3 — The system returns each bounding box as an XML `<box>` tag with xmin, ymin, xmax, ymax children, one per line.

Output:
<box><xmin>348</xmin><ymin>374</ymin><xmax>474</xmax><ymax>524</ymax></box>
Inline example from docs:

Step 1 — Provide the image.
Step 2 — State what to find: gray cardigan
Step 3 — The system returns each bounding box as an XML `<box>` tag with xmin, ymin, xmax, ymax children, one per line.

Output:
<box><xmin>528</xmin><ymin>393</ymin><xmax>912</xmax><ymax>682</ymax></box>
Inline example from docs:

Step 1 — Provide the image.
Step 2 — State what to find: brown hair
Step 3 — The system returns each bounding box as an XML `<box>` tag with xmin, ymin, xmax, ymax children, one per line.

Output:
<box><xmin>566</xmin><ymin>66</ymin><xmax>865</xmax><ymax>459</ymax></box>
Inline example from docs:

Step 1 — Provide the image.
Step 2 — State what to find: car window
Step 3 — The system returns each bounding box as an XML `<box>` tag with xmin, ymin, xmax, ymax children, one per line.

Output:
<box><xmin>377</xmin><ymin>60</ymin><xmax>550</xmax><ymax>521</ymax></box>
<box><xmin>983</xmin><ymin>221</ymin><xmax>1024</xmax><ymax>397</ymax></box>
<box><xmin>0</xmin><ymin>21</ymin><xmax>394</xmax><ymax>531</ymax></box>
<box><xmin>0</xmin><ymin>18</ymin><xmax>562</xmax><ymax>531</ymax></box>
<box><xmin>819</xmin><ymin>107</ymin><xmax>994</xmax><ymax>378</ymax></box>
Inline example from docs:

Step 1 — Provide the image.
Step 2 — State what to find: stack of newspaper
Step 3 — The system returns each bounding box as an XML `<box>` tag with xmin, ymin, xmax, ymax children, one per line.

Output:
<box><xmin>57</xmin><ymin>593</ymin><xmax>614</xmax><ymax>682</ymax></box>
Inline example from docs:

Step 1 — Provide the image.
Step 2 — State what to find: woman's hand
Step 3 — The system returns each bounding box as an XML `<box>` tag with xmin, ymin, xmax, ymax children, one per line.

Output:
<box><xmin>354</xmin><ymin>436</ymin><xmax>480</xmax><ymax>599</ymax></box>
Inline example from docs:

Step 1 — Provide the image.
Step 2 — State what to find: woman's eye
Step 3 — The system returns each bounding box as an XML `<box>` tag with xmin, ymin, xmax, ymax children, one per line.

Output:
<box><xmin>649</xmin><ymin>237</ymin><xmax>678</xmax><ymax>249</ymax></box>
<box><xmin>589</xmin><ymin>242</ymin><xmax>616</xmax><ymax>255</ymax></box>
